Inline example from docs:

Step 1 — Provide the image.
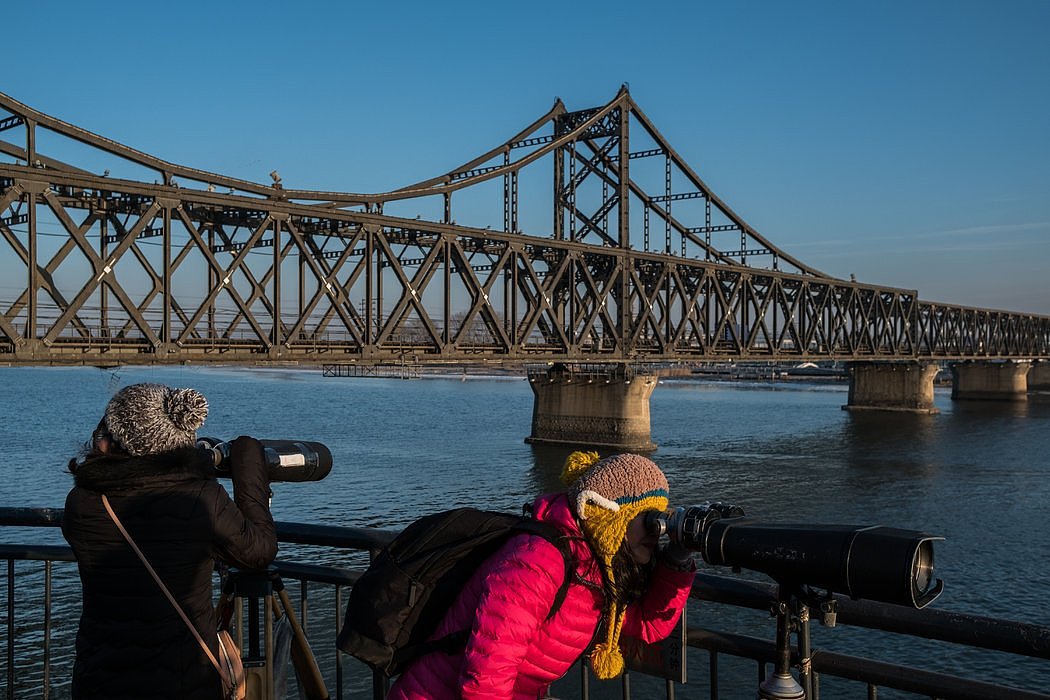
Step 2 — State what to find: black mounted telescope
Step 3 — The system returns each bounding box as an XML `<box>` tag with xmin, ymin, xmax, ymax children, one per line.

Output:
<box><xmin>648</xmin><ymin>503</ymin><xmax>944</xmax><ymax>609</ymax></box>
<box><xmin>198</xmin><ymin>438</ymin><xmax>333</xmax><ymax>483</ymax></box>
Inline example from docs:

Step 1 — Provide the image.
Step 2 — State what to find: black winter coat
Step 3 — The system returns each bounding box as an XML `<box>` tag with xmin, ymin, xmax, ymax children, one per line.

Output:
<box><xmin>62</xmin><ymin>437</ymin><xmax>277</xmax><ymax>700</ymax></box>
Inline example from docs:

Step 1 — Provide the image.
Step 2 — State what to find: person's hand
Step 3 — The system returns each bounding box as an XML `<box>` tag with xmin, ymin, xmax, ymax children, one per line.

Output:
<box><xmin>661</xmin><ymin>541</ymin><xmax>695</xmax><ymax>572</ymax></box>
<box><xmin>228</xmin><ymin>435</ymin><xmax>267</xmax><ymax>481</ymax></box>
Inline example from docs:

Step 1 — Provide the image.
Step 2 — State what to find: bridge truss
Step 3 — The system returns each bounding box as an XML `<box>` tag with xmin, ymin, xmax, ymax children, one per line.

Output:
<box><xmin>0</xmin><ymin>87</ymin><xmax>1047</xmax><ymax>366</ymax></box>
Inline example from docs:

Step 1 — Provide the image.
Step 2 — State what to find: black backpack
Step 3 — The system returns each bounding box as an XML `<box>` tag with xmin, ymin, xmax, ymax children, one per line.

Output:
<box><xmin>336</xmin><ymin>507</ymin><xmax>574</xmax><ymax>677</ymax></box>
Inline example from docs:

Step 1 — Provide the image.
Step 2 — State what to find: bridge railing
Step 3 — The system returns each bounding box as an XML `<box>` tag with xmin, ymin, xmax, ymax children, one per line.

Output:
<box><xmin>2</xmin><ymin>509</ymin><xmax>1049</xmax><ymax>699</ymax></box>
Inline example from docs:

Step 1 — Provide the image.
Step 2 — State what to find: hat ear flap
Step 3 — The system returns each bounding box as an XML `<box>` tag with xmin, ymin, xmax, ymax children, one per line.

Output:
<box><xmin>561</xmin><ymin>450</ymin><xmax>600</xmax><ymax>486</ymax></box>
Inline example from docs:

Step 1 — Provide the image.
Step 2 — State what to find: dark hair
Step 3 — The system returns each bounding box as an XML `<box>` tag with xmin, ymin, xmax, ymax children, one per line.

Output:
<box><xmin>606</xmin><ymin>537</ymin><xmax>656</xmax><ymax>609</ymax></box>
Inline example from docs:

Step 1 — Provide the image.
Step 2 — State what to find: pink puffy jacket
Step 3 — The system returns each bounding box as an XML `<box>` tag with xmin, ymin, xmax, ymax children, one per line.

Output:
<box><xmin>387</xmin><ymin>493</ymin><xmax>694</xmax><ymax>699</ymax></box>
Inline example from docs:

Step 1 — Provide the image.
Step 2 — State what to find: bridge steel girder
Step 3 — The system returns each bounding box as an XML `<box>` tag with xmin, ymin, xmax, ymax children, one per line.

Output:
<box><xmin>1</xmin><ymin>167</ymin><xmax>1049</xmax><ymax>367</ymax></box>
<box><xmin>0</xmin><ymin>86</ymin><xmax>1049</xmax><ymax>367</ymax></box>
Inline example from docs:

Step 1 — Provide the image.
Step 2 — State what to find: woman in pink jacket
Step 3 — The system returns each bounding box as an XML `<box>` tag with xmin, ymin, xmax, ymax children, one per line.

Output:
<box><xmin>388</xmin><ymin>451</ymin><xmax>695</xmax><ymax>699</ymax></box>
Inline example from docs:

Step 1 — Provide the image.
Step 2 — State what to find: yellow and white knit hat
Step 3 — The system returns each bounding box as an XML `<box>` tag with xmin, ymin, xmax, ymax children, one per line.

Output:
<box><xmin>561</xmin><ymin>450</ymin><xmax>670</xmax><ymax>679</ymax></box>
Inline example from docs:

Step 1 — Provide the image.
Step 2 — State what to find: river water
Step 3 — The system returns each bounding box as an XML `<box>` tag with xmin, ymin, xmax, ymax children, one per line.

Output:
<box><xmin>2</xmin><ymin>365</ymin><xmax>1048</xmax><ymax>698</ymax></box>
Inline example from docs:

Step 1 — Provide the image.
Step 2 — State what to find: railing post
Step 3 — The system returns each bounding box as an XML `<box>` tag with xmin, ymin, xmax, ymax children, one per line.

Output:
<box><xmin>334</xmin><ymin>584</ymin><xmax>343</xmax><ymax>700</ymax></box>
<box><xmin>44</xmin><ymin>561</ymin><xmax>51</xmax><ymax>700</ymax></box>
<box><xmin>709</xmin><ymin>650</ymin><xmax>718</xmax><ymax>700</ymax></box>
<box><xmin>7</xmin><ymin>559</ymin><xmax>13</xmax><ymax>700</ymax></box>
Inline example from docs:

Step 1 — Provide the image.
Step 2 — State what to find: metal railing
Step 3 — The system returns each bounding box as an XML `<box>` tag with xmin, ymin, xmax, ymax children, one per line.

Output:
<box><xmin>2</xmin><ymin>509</ymin><xmax>1049</xmax><ymax>699</ymax></box>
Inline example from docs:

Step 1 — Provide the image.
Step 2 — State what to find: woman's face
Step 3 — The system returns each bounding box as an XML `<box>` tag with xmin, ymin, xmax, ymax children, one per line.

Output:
<box><xmin>625</xmin><ymin>511</ymin><xmax>660</xmax><ymax>564</ymax></box>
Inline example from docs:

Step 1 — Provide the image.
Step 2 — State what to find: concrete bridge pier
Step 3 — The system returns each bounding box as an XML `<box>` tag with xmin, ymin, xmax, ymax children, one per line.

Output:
<box><xmin>525</xmin><ymin>364</ymin><xmax>658</xmax><ymax>452</ymax></box>
<box><xmin>1028</xmin><ymin>360</ymin><xmax>1050</xmax><ymax>391</ymax></box>
<box><xmin>951</xmin><ymin>360</ymin><xmax>1031</xmax><ymax>401</ymax></box>
<box><xmin>843</xmin><ymin>361</ymin><xmax>940</xmax><ymax>414</ymax></box>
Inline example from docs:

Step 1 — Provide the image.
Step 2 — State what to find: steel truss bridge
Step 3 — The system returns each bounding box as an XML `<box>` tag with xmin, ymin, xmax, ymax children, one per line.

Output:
<box><xmin>1</xmin><ymin>87</ymin><xmax>1048</xmax><ymax>367</ymax></box>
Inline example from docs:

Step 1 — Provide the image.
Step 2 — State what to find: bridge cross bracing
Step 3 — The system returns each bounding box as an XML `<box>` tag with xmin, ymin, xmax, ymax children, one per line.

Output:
<box><xmin>0</xmin><ymin>87</ymin><xmax>1047</xmax><ymax>366</ymax></box>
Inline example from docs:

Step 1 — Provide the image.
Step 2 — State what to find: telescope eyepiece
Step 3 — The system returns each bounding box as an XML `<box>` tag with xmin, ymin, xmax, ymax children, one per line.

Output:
<box><xmin>647</xmin><ymin>502</ymin><xmax>746</xmax><ymax>552</ymax></box>
<box><xmin>644</xmin><ymin>509</ymin><xmax>667</xmax><ymax>537</ymax></box>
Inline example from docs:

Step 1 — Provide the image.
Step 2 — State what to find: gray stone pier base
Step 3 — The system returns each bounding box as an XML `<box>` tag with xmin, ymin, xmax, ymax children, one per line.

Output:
<box><xmin>525</xmin><ymin>364</ymin><xmax>658</xmax><ymax>451</ymax></box>
<box><xmin>1028</xmin><ymin>360</ymin><xmax>1050</xmax><ymax>391</ymax></box>
<box><xmin>951</xmin><ymin>360</ymin><xmax>1031</xmax><ymax>401</ymax></box>
<box><xmin>843</xmin><ymin>361</ymin><xmax>940</xmax><ymax>414</ymax></box>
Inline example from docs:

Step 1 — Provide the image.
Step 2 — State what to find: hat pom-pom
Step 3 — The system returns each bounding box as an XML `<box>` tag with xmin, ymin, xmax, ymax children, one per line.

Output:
<box><xmin>166</xmin><ymin>388</ymin><xmax>209</xmax><ymax>431</ymax></box>
<box><xmin>561</xmin><ymin>450</ymin><xmax>600</xmax><ymax>485</ymax></box>
<box><xmin>589</xmin><ymin>643</ymin><xmax>625</xmax><ymax>679</ymax></box>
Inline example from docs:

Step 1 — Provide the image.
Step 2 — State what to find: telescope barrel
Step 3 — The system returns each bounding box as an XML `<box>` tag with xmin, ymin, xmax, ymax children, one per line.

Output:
<box><xmin>201</xmin><ymin>438</ymin><xmax>333</xmax><ymax>483</ymax></box>
<box><xmin>702</xmin><ymin>519</ymin><xmax>944</xmax><ymax>608</ymax></box>
<box><xmin>259</xmin><ymin>440</ymin><xmax>333</xmax><ymax>483</ymax></box>
<box><xmin>649</xmin><ymin>504</ymin><xmax>945</xmax><ymax>609</ymax></box>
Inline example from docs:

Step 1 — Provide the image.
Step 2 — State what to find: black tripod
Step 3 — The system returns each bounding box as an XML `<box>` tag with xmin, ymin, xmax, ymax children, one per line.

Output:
<box><xmin>219</xmin><ymin>567</ymin><xmax>330</xmax><ymax>700</ymax></box>
<box><xmin>758</xmin><ymin>583</ymin><xmax>837</xmax><ymax>700</ymax></box>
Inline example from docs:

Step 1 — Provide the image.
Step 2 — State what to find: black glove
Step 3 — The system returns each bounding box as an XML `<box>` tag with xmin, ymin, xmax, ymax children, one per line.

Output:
<box><xmin>661</xmin><ymin>541</ymin><xmax>696</xmax><ymax>572</ymax></box>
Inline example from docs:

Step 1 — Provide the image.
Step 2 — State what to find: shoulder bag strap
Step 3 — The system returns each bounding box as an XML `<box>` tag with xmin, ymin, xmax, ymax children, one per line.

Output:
<box><xmin>101</xmin><ymin>494</ymin><xmax>226</xmax><ymax>677</ymax></box>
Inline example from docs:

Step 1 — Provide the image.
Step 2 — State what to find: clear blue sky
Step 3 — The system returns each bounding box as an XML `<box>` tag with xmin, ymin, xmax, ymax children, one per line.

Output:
<box><xmin>4</xmin><ymin>0</ymin><xmax>1048</xmax><ymax>314</ymax></box>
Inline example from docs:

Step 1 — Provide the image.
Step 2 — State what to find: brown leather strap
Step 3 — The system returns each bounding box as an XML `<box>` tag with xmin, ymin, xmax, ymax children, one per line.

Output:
<box><xmin>101</xmin><ymin>494</ymin><xmax>226</xmax><ymax>678</ymax></box>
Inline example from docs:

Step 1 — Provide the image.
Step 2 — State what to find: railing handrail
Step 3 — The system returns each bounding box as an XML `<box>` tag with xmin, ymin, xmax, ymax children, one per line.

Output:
<box><xmin>4</xmin><ymin>507</ymin><xmax>1047</xmax><ymax>661</ymax></box>
<box><xmin>4</xmin><ymin>506</ymin><xmax>1049</xmax><ymax>699</ymax></box>
<box><xmin>688</xmin><ymin>571</ymin><xmax>1050</xmax><ymax>661</ymax></box>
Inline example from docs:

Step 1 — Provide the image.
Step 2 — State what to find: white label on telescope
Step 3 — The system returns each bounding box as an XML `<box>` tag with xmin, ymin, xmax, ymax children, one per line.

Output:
<box><xmin>278</xmin><ymin>453</ymin><xmax>307</xmax><ymax>467</ymax></box>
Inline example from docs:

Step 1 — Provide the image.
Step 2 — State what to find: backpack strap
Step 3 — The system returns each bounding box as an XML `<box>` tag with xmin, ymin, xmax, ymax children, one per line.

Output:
<box><xmin>410</xmin><ymin>517</ymin><xmax>576</xmax><ymax>665</ymax></box>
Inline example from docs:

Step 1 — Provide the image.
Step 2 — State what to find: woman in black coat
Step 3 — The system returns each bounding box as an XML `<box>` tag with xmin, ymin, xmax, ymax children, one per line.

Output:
<box><xmin>62</xmin><ymin>383</ymin><xmax>278</xmax><ymax>699</ymax></box>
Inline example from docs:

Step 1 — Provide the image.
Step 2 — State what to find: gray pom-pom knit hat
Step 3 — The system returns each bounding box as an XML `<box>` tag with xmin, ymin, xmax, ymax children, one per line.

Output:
<box><xmin>102</xmin><ymin>383</ymin><xmax>209</xmax><ymax>456</ymax></box>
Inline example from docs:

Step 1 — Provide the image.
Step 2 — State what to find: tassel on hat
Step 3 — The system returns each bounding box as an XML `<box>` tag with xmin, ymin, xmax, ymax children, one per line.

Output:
<box><xmin>589</xmin><ymin>610</ymin><xmax>627</xmax><ymax>679</ymax></box>
<box><xmin>561</xmin><ymin>450</ymin><xmax>599</xmax><ymax>485</ymax></box>
<box><xmin>561</xmin><ymin>450</ymin><xmax>670</xmax><ymax>679</ymax></box>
